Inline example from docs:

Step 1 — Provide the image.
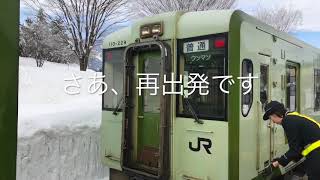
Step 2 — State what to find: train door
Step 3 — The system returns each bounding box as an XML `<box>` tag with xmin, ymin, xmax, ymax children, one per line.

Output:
<box><xmin>256</xmin><ymin>56</ymin><xmax>272</xmax><ymax>171</ymax></box>
<box><xmin>137</xmin><ymin>52</ymin><xmax>161</xmax><ymax>170</ymax></box>
<box><xmin>270</xmin><ymin>61</ymin><xmax>300</xmax><ymax>160</ymax></box>
<box><xmin>122</xmin><ymin>42</ymin><xmax>171</xmax><ymax>180</ymax></box>
<box><xmin>268</xmin><ymin>58</ymin><xmax>283</xmax><ymax>161</ymax></box>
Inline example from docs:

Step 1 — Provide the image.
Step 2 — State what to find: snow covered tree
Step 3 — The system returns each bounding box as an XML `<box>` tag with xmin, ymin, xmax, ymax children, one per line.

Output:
<box><xmin>20</xmin><ymin>9</ymin><xmax>76</xmax><ymax>66</ymax></box>
<box><xmin>26</xmin><ymin>0</ymin><xmax>128</xmax><ymax>71</ymax></box>
<box><xmin>48</xmin><ymin>18</ymin><xmax>77</xmax><ymax>64</ymax></box>
<box><xmin>19</xmin><ymin>18</ymin><xmax>35</xmax><ymax>58</ymax></box>
<box><xmin>19</xmin><ymin>10</ymin><xmax>49</xmax><ymax>67</ymax></box>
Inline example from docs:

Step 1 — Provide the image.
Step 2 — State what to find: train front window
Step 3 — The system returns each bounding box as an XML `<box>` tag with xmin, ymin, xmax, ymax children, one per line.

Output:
<box><xmin>177</xmin><ymin>34</ymin><xmax>227</xmax><ymax>121</ymax></box>
<box><xmin>103</xmin><ymin>48</ymin><xmax>124</xmax><ymax>110</ymax></box>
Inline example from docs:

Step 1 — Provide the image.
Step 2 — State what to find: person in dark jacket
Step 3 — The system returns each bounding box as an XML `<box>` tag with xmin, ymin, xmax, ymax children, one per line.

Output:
<box><xmin>263</xmin><ymin>101</ymin><xmax>320</xmax><ymax>180</ymax></box>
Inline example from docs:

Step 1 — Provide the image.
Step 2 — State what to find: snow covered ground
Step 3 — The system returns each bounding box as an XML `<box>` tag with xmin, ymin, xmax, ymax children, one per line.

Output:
<box><xmin>17</xmin><ymin>57</ymin><xmax>109</xmax><ymax>180</ymax></box>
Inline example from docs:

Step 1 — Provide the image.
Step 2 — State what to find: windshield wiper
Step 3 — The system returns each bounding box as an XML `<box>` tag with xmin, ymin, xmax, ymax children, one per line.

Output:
<box><xmin>113</xmin><ymin>95</ymin><xmax>203</xmax><ymax>124</ymax></box>
<box><xmin>184</xmin><ymin>98</ymin><xmax>203</xmax><ymax>124</ymax></box>
<box><xmin>113</xmin><ymin>96</ymin><xmax>124</xmax><ymax>115</ymax></box>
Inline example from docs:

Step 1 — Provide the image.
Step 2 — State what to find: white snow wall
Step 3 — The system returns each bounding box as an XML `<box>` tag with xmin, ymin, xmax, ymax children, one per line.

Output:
<box><xmin>17</xmin><ymin>58</ymin><xmax>109</xmax><ymax>180</ymax></box>
<box><xmin>16</xmin><ymin>127</ymin><xmax>109</xmax><ymax>180</ymax></box>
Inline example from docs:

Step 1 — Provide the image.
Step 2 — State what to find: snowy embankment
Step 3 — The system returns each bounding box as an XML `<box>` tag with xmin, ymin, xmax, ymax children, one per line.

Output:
<box><xmin>17</xmin><ymin>57</ymin><xmax>109</xmax><ymax>180</ymax></box>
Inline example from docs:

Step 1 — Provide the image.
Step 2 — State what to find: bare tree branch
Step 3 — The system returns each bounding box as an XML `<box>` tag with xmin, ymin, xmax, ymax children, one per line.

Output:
<box><xmin>24</xmin><ymin>0</ymin><xmax>128</xmax><ymax>71</ymax></box>
<box><xmin>255</xmin><ymin>5</ymin><xmax>303</xmax><ymax>32</ymax></box>
<box><xmin>129</xmin><ymin>0</ymin><xmax>237</xmax><ymax>17</ymax></box>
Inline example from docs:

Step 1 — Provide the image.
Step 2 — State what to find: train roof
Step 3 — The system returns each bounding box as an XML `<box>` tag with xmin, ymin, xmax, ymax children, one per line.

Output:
<box><xmin>102</xmin><ymin>10</ymin><xmax>320</xmax><ymax>53</ymax></box>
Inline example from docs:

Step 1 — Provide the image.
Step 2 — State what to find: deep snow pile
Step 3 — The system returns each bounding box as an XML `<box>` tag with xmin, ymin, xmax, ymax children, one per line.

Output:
<box><xmin>17</xmin><ymin>57</ymin><xmax>109</xmax><ymax>180</ymax></box>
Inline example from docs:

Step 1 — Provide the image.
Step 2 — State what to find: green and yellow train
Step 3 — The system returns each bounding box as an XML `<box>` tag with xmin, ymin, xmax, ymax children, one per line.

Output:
<box><xmin>101</xmin><ymin>10</ymin><xmax>320</xmax><ymax>180</ymax></box>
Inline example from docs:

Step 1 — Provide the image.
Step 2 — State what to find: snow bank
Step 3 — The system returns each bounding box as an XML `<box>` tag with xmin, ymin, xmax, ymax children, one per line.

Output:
<box><xmin>17</xmin><ymin>57</ymin><xmax>109</xmax><ymax>180</ymax></box>
<box><xmin>18</xmin><ymin>57</ymin><xmax>102</xmax><ymax>138</ymax></box>
<box><xmin>17</xmin><ymin>128</ymin><xmax>108</xmax><ymax>180</ymax></box>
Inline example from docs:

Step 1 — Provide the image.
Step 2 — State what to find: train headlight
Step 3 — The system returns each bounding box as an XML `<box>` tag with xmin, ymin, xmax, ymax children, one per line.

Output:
<box><xmin>140</xmin><ymin>26</ymin><xmax>151</xmax><ymax>37</ymax></box>
<box><xmin>151</xmin><ymin>24</ymin><xmax>162</xmax><ymax>34</ymax></box>
<box><xmin>140</xmin><ymin>22</ymin><xmax>163</xmax><ymax>38</ymax></box>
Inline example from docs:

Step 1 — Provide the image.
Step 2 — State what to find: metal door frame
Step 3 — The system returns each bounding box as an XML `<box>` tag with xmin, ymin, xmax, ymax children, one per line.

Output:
<box><xmin>121</xmin><ymin>40</ymin><xmax>172</xmax><ymax>180</ymax></box>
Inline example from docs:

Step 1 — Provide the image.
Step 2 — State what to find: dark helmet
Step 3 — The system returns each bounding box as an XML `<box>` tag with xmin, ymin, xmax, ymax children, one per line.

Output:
<box><xmin>263</xmin><ymin>101</ymin><xmax>286</xmax><ymax>120</ymax></box>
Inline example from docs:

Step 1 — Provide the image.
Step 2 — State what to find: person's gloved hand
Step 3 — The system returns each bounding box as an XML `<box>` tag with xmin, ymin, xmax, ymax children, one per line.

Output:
<box><xmin>272</xmin><ymin>161</ymin><xmax>280</xmax><ymax>167</ymax></box>
<box><xmin>271</xmin><ymin>158</ymin><xmax>281</xmax><ymax>168</ymax></box>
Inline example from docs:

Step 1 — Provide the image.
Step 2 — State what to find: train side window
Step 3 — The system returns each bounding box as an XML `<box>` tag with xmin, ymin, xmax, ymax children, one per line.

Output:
<box><xmin>286</xmin><ymin>64</ymin><xmax>297</xmax><ymax>111</ymax></box>
<box><xmin>103</xmin><ymin>48</ymin><xmax>124</xmax><ymax>110</ymax></box>
<box><xmin>260</xmin><ymin>65</ymin><xmax>269</xmax><ymax>109</ymax></box>
<box><xmin>241</xmin><ymin>59</ymin><xmax>253</xmax><ymax>117</ymax></box>
<box><xmin>314</xmin><ymin>69</ymin><xmax>320</xmax><ymax>111</ymax></box>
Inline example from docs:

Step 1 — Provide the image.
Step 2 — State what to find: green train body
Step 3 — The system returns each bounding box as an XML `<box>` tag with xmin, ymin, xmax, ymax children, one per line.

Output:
<box><xmin>101</xmin><ymin>10</ymin><xmax>320</xmax><ymax>180</ymax></box>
